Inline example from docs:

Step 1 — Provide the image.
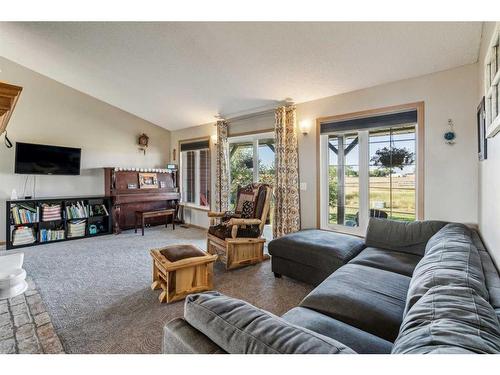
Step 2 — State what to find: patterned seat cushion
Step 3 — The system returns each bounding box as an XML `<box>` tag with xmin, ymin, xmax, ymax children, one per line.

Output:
<box><xmin>208</xmin><ymin>223</ymin><xmax>261</xmax><ymax>240</ymax></box>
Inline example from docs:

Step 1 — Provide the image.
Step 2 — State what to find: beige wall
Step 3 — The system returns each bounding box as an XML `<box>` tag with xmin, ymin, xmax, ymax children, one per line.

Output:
<box><xmin>172</xmin><ymin>64</ymin><xmax>479</xmax><ymax>232</ymax></box>
<box><xmin>477</xmin><ymin>22</ymin><xmax>500</xmax><ymax>268</ymax></box>
<box><xmin>298</xmin><ymin>63</ymin><xmax>479</xmax><ymax>229</ymax></box>
<box><xmin>0</xmin><ymin>57</ymin><xmax>171</xmax><ymax>242</ymax></box>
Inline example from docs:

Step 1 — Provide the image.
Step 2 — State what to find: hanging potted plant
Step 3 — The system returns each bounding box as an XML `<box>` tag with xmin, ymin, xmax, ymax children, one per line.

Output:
<box><xmin>370</xmin><ymin>147</ymin><xmax>414</xmax><ymax>170</ymax></box>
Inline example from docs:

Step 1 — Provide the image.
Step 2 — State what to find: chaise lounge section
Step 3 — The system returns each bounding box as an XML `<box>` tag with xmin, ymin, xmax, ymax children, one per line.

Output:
<box><xmin>162</xmin><ymin>219</ymin><xmax>500</xmax><ymax>354</ymax></box>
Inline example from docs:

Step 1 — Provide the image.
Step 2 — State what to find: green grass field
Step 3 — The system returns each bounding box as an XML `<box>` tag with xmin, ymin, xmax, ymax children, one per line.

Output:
<box><xmin>329</xmin><ymin>175</ymin><xmax>416</xmax><ymax>224</ymax></box>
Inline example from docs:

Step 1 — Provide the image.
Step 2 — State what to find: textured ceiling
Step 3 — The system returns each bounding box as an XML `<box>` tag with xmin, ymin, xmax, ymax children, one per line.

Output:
<box><xmin>0</xmin><ymin>22</ymin><xmax>482</xmax><ymax>130</ymax></box>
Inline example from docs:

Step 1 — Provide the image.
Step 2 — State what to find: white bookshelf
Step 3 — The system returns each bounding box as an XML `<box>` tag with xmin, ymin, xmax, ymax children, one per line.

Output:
<box><xmin>485</xmin><ymin>23</ymin><xmax>500</xmax><ymax>138</ymax></box>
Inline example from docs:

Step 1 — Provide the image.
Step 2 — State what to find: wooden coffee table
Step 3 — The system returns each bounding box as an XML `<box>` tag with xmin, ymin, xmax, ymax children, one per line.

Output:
<box><xmin>150</xmin><ymin>244</ymin><xmax>217</xmax><ymax>303</ymax></box>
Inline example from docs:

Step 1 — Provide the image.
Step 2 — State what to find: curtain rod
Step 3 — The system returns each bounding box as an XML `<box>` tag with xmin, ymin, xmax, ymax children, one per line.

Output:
<box><xmin>224</xmin><ymin>108</ymin><xmax>275</xmax><ymax>122</ymax></box>
<box><xmin>216</xmin><ymin>99</ymin><xmax>294</xmax><ymax>123</ymax></box>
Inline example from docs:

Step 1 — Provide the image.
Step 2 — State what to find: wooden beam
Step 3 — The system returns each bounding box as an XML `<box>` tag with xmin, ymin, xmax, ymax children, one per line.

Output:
<box><xmin>0</xmin><ymin>82</ymin><xmax>23</xmax><ymax>136</ymax></box>
<box><xmin>344</xmin><ymin>137</ymin><xmax>359</xmax><ymax>155</ymax></box>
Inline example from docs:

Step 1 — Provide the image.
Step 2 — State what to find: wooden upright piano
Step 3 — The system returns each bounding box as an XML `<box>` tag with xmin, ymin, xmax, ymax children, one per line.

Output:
<box><xmin>104</xmin><ymin>168</ymin><xmax>180</xmax><ymax>233</ymax></box>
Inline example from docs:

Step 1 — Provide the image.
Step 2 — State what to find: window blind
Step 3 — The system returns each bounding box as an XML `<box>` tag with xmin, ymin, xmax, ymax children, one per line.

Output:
<box><xmin>320</xmin><ymin>110</ymin><xmax>417</xmax><ymax>134</ymax></box>
<box><xmin>185</xmin><ymin>151</ymin><xmax>195</xmax><ymax>203</ymax></box>
<box><xmin>180</xmin><ymin>140</ymin><xmax>209</xmax><ymax>152</ymax></box>
<box><xmin>199</xmin><ymin>149</ymin><xmax>210</xmax><ymax>206</ymax></box>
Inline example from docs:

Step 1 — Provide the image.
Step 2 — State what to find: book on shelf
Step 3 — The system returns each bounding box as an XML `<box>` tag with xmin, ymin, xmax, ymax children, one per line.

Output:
<box><xmin>40</xmin><ymin>228</ymin><xmax>65</xmax><ymax>242</ymax></box>
<box><xmin>11</xmin><ymin>204</ymin><xmax>39</xmax><ymax>225</ymax></box>
<box><xmin>65</xmin><ymin>201</ymin><xmax>88</xmax><ymax>219</ymax></box>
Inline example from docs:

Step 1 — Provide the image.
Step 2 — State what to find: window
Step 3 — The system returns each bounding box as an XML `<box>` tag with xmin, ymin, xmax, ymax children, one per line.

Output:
<box><xmin>228</xmin><ymin>133</ymin><xmax>275</xmax><ymax>209</ymax></box>
<box><xmin>228</xmin><ymin>132</ymin><xmax>275</xmax><ymax>241</ymax></box>
<box><xmin>319</xmin><ymin>105</ymin><xmax>423</xmax><ymax>235</ymax></box>
<box><xmin>180</xmin><ymin>139</ymin><xmax>210</xmax><ymax>207</ymax></box>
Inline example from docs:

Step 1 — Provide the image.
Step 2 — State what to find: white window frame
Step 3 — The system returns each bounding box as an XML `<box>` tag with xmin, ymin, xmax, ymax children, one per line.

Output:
<box><xmin>318</xmin><ymin>104</ymin><xmax>424</xmax><ymax>236</ymax></box>
<box><xmin>319</xmin><ymin>131</ymin><xmax>369</xmax><ymax>236</ymax></box>
<box><xmin>180</xmin><ymin>147</ymin><xmax>210</xmax><ymax>209</ymax></box>
<box><xmin>228</xmin><ymin>131</ymin><xmax>274</xmax><ymax>185</ymax></box>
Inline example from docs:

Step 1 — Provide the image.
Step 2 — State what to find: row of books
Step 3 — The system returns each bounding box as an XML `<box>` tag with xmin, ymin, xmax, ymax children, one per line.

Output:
<box><xmin>66</xmin><ymin>201</ymin><xmax>89</xmax><ymax>219</ymax></box>
<box><xmin>12</xmin><ymin>226</ymin><xmax>36</xmax><ymax>246</ymax></box>
<box><xmin>68</xmin><ymin>220</ymin><xmax>86</xmax><ymax>238</ymax></box>
<box><xmin>40</xmin><ymin>229</ymin><xmax>65</xmax><ymax>243</ymax></box>
<box><xmin>11</xmin><ymin>204</ymin><xmax>39</xmax><ymax>225</ymax></box>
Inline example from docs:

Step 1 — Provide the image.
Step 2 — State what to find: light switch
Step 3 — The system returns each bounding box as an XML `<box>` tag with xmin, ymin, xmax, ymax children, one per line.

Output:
<box><xmin>300</xmin><ymin>182</ymin><xmax>307</xmax><ymax>191</ymax></box>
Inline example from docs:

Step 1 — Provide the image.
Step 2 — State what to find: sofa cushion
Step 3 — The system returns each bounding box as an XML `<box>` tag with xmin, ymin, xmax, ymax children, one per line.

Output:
<box><xmin>282</xmin><ymin>307</ymin><xmax>393</xmax><ymax>354</ymax></box>
<box><xmin>471</xmin><ymin>230</ymin><xmax>500</xmax><ymax>320</ymax></box>
<box><xmin>299</xmin><ymin>264</ymin><xmax>411</xmax><ymax>342</ymax></box>
<box><xmin>184</xmin><ymin>291</ymin><xmax>355</xmax><ymax>354</ymax></box>
<box><xmin>392</xmin><ymin>285</ymin><xmax>500</xmax><ymax>354</ymax></box>
<box><xmin>163</xmin><ymin>318</ymin><xmax>226</xmax><ymax>354</ymax></box>
<box><xmin>268</xmin><ymin>229</ymin><xmax>365</xmax><ymax>273</ymax></box>
<box><xmin>271</xmin><ymin>255</ymin><xmax>333</xmax><ymax>286</ymax></box>
<box><xmin>348</xmin><ymin>247</ymin><xmax>421</xmax><ymax>277</ymax></box>
<box><xmin>365</xmin><ymin>218</ymin><xmax>447</xmax><ymax>256</ymax></box>
<box><xmin>405</xmin><ymin>223</ymin><xmax>489</xmax><ymax>314</ymax></box>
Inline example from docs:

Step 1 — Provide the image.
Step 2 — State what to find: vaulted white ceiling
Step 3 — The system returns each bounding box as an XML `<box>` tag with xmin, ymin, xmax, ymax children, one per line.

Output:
<box><xmin>0</xmin><ymin>22</ymin><xmax>482</xmax><ymax>130</ymax></box>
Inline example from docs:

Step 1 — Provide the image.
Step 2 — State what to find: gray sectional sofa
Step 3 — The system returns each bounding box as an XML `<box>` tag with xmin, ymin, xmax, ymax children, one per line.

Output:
<box><xmin>162</xmin><ymin>219</ymin><xmax>500</xmax><ymax>354</ymax></box>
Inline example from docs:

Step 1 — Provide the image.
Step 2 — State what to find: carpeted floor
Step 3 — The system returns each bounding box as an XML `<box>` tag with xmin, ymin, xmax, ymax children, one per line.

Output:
<box><xmin>21</xmin><ymin>226</ymin><xmax>313</xmax><ymax>354</ymax></box>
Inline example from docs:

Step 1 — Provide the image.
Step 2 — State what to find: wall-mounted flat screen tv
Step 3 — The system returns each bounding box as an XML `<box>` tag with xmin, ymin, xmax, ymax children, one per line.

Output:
<box><xmin>15</xmin><ymin>142</ymin><xmax>81</xmax><ymax>175</ymax></box>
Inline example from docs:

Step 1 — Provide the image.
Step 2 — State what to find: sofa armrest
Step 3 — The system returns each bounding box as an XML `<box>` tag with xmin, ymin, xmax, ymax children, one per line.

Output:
<box><xmin>163</xmin><ymin>318</ymin><xmax>226</xmax><ymax>354</ymax></box>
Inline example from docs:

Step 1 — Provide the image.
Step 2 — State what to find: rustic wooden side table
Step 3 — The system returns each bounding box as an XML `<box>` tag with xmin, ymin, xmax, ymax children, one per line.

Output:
<box><xmin>150</xmin><ymin>244</ymin><xmax>217</xmax><ymax>303</ymax></box>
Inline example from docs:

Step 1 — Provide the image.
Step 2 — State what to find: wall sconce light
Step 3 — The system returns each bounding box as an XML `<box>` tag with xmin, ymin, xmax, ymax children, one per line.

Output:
<box><xmin>299</xmin><ymin>119</ymin><xmax>311</xmax><ymax>135</ymax></box>
<box><xmin>211</xmin><ymin>134</ymin><xmax>218</xmax><ymax>145</ymax></box>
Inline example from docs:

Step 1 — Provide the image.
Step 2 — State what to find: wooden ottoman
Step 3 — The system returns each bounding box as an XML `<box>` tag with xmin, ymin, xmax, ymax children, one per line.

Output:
<box><xmin>150</xmin><ymin>244</ymin><xmax>217</xmax><ymax>303</ymax></box>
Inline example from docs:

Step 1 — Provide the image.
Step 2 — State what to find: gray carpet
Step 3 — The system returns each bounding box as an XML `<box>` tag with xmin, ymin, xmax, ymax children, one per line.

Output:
<box><xmin>21</xmin><ymin>226</ymin><xmax>313</xmax><ymax>353</ymax></box>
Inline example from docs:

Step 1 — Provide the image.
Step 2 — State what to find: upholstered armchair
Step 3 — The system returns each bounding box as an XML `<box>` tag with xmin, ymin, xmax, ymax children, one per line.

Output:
<box><xmin>207</xmin><ymin>183</ymin><xmax>272</xmax><ymax>270</ymax></box>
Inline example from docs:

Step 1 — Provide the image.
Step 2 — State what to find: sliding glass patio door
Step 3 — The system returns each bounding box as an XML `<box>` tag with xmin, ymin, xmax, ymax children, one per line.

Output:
<box><xmin>320</xmin><ymin>110</ymin><xmax>419</xmax><ymax>236</ymax></box>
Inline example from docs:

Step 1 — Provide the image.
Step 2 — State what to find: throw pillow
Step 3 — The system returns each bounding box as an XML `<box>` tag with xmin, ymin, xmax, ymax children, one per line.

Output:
<box><xmin>235</xmin><ymin>192</ymin><xmax>256</xmax><ymax>214</ymax></box>
<box><xmin>241</xmin><ymin>200</ymin><xmax>254</xmax><ymax>218</ymax></box>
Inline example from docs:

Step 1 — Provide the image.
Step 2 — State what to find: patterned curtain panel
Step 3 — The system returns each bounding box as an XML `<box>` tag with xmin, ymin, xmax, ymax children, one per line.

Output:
<box><xmin>215</xmin><ymin>120</ymin><xmax>230</xmax><ymax>212</ymax></box>
<box><xmin>273</xmin><ymin>105</ymin><xmax>301</xmax><ymax>238</ymax></box>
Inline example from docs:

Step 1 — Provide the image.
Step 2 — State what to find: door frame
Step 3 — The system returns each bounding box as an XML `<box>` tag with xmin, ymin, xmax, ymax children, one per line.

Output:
<box><xmin>315</xmin><ymin>101</ymin><xmax>425</xmax><ymax>233</ymax></box>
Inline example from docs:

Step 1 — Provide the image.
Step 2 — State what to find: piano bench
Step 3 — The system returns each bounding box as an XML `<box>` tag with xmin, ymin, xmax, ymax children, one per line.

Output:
<box><xmin>135</xmin><ymin>209</ymin><xmax>176</xmax><ymax>236</ymax></box>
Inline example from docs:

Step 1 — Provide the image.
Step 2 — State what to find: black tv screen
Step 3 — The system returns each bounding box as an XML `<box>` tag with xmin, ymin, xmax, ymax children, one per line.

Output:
<box><xmin>15</xmin><ymin>142</ymin><xmax>81</xmax><ymax>175</ymax></box>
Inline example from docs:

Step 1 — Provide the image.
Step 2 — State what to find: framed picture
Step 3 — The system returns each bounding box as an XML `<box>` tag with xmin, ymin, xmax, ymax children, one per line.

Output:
<box><xmin>477</xmin><ymin>97</ymin><xmax>488</xmax><ymax>161</ymax></box>
<box><xmin>139</xmin><ymin>172</ymin><xmax>158</xmax><ymax>189</ymax></box>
